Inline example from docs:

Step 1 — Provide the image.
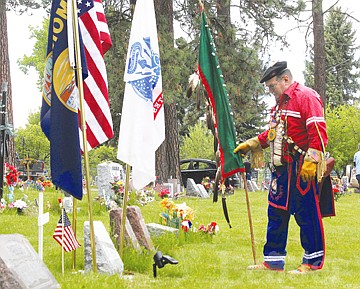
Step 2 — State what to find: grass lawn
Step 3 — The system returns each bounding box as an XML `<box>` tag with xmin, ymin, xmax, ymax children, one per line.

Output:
<box><xmin>1</xmin><ymin>186</ymin><xmax>359</xmax><ymax>289</ymax></box>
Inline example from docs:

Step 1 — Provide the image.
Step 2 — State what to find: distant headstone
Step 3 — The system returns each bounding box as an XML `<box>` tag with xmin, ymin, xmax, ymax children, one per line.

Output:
<box><xmin>126</xmin><ymin>206</ymin><xmax>155</xmax><ymax>251</ymax></box>
<box><xmin>109</xmin><ymin>208</ymin><xmax>141</xmax><ymax>252</ymax></box>
<box><xmin>186</xmin><ymin>178</ymin><xmax>200</xmax><ymax>197</ymax></box>
<box><xmin>346</xmin><ymin>165</ymin><xmax>352</xmax><ymax>179</ymax></box>
<box><xmin>146</xmin><ymin>223</ymin><xmax>179</xmax><ymax>237</ymax></box>
<box><xmin>162</xmin><ymin>183</ymin><xmax>174</xmax><ymax>197</ymax></box>
<box><xmin>251</xmin><ymin>180</ymin><xmax>259</xmax><ymax>191</ymax></box>
<box><xmin>96</xmin><ymin>161</ymin><xmax>125</xmax><ymax>197</ymax></box>
<box><xmin>63</xmin><ymin>196</ymin><xmax>73</xmax><ymax>213</ymax></box>
<box><xmin>0</xmin><ymin>234</ymin><xmax>60</xmax><ymax>289</ymax></box>
<box><xmin>196</xmin><ymin>184</ymin><xmax>210</xmax><ymax>198</ymax></box>
<box><xmin>167</xmin><ymin>179</ymin><xmax>181</xmax><ymax>194</ymax></box>
<box><xmin>84</xmin><ymin>221</ymin><xmax>124</xmax><ymax>275</ymax></box>
<box><xmin>341</xmin><ymin>176</ymin><xmax>349</xmax><ymax>187</ymax></box>
<box><xmin>247</xmin><ymin>180</ymin><xmax>255</xmax><ymax>192</ymax></box>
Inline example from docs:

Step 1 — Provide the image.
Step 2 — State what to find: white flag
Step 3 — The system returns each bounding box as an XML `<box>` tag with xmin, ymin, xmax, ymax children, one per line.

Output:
<box><xmin>117</xmin><ymin>0</ymin><xmax>165</xmax><ymax>190</ymax></box>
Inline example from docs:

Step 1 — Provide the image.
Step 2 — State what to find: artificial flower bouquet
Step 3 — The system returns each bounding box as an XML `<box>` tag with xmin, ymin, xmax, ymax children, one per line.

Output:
<box><xmin>198</xmin><ymin>221</ymin><xmax>219</xmax><ymax>235</ymax></box>
<box><xmin>158</xmin><ymin>189</ymin><xmax>170</xmax><ymax>199</ymax></box>
<box><xmin>159</xmin><ymin>198</ymin><xmax>195</xmax><ymax>229</ymax></box>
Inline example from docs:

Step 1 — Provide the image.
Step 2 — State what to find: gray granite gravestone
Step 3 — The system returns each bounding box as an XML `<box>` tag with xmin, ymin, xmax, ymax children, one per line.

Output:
<box><xmin>0</xmin><ymin>234</ymin><xmax>60</xmax><ymax>289</ymax></box>
<box><xmin>84</xmin><ymin>221</ymin><xmax>124</xmax><ymax>275</ymax></box>
<box><xmin>196</xmin><ymin>184</ymin><xmax>210</xmax><ymax>198</ymax></box>
<box><xmin>63</xmin><ymin>196</ymin><xmax>73</xmax><ymax>213</ymax></box>
<box><xmin>186</xmin><ymin>178</ymin><xmax>200</xmax><ymax>197</ymax></box>
<box><xmin>96</xmin><ymin>161</ymin><xmax>125</xmax><ymax>197</ymax></box>
<box><xmin>146</xmin><ymin>223</ymin><xmax>179</xmax><ymax>237</ymax></box>
<box><xmin>167</xmin><ymin>178</ymin><xmax>181</xmax><ymax>195</ymax></box>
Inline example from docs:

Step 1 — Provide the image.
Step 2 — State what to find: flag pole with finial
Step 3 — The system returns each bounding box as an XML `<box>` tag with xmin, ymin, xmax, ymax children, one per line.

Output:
<box><xmin>70</xmin><ymin>0</ymin><xmax>97</xmax><ymax>273</ymax></box>
<box><xmin>196</xmin><ymin>0</ymin><xmax>256</xmax><ymax>265</ymax></box>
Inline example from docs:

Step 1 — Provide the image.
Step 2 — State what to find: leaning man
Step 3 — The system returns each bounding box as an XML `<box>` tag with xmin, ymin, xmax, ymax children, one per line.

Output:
<box><xmin>234</xmin><ymin>61</ymin><xmax>328</xmax><ymax>274</ymax></box>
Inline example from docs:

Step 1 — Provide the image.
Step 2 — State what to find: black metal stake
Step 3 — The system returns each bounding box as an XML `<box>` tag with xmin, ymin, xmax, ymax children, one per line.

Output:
<box><xmin>152</xmin><ymin>251</ymin><xmax>178</xmax><ymax>278</ymax></box>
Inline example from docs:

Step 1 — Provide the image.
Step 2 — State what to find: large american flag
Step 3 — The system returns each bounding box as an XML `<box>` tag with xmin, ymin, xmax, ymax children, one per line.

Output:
<box><xmin>77</xmin><ymin>0</ymin><xmax>113</xmax><ymax>150</ymax></box>
<box><xmin>53</xmin><ymin>210</ymin><xmax>81</xmax><ymax>252</ymax></box>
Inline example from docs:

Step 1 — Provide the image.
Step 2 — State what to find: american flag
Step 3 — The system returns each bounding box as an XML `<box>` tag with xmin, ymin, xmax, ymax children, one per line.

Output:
<box><xmin>77</xmin><ymin>0</ymin><xmax>113</xmax><ymax>150</ymax></box>
<box><xmin>53</xmin><ymin>210</ymin><xmax>81</xmax><ymax>252</ymax></box>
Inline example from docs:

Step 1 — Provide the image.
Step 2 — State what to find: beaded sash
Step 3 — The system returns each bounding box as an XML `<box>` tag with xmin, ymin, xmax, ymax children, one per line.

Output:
<box><xmin>268</xmin><ymin>107</ymin><xmax>306</xmax><ymax>167</ymax></box>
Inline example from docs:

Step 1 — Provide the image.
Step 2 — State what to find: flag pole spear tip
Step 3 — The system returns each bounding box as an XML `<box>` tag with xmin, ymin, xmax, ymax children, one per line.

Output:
<box><xmin>198</xmin><ymin>0</ymin><xmax>204</xmax><ymax>11</ymax></box>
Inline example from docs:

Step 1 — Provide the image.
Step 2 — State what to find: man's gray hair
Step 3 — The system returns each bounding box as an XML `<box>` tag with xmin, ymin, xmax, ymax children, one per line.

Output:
<box><xmin>276</xmin><ymin>69</ymin><xmax>293</xmax><ymax>81</ymax></box>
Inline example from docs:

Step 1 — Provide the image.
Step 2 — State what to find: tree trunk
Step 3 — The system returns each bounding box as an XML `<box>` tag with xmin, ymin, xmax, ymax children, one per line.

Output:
<box><xmin>0</xmin><ymin>5</ymin><xmax>16</xmax><ymax>199</ymax></box>
<box><xmin>216</xmin><ymin>0</ymin><xmax>231</xmax><ymax>26</ymax></box>
<box><xmin>312</xmin><ymin>0</ymin><xmax>326</xmax><ymax>108</ymax></box>
<box><xmin>0</xmin><ymin>6</ymin><xmax>16</xmax><ymax>166</ymax></box>
<box><xmin>153</xmin><ymin>0</ymin><xmax>182</xmax><ymax>185</ymax></box>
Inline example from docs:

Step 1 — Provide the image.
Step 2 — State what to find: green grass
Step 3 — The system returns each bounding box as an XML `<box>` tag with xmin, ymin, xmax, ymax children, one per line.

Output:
<box><xmin>1</xmin><ymin>187</ymin><xmax>360</xmax><ymax>289</ymax></box>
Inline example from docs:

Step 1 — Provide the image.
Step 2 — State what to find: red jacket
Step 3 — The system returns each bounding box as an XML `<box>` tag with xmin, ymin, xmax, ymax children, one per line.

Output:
<box><xmin>258</xmin><ymin>82</ymin><xmax>328</xmax><ymax>162</ymax></box>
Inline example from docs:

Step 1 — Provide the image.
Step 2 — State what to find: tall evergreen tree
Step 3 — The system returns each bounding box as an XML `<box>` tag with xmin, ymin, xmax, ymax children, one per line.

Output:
<box><xmin>305</xmin><ymin>7</ymin><xmax>360</xmax><ymax>108</ymax></box>
<box><xmin>175</xmin><ymin>0</ymin><xmax>305</xmax><ymax>142</ymax></box>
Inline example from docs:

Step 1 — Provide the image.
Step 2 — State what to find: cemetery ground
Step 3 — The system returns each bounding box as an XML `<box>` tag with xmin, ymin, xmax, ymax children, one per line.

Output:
<box><xmin>1</xmin><ymin>186</ymin><xmax>360</xmax><ymax>289</ymax></box>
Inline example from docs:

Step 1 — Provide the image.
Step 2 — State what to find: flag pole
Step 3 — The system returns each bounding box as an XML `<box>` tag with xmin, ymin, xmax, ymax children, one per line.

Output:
<box><xmin>72</xmin><ymin>198</ymin><xmax>77</xmax><ymax>271</ymax></box>
<box><xmin>241</xmin><ymin>171</ymin><xmax>257</xmax><ymax>264</ymax></box>
<box><xmin>61</xmin><ymin>201</ymin><xmax>65</xmax><ymax>274</ymax></box>
<box><xmin>71</xmin><ymin>0</ymin><xmax>97</xmax><ymax>273</ymax></box>
<box><xmin>119</xmin><ymin>164</ymin><xmax>131</xmax><ymax>259</ymax></box>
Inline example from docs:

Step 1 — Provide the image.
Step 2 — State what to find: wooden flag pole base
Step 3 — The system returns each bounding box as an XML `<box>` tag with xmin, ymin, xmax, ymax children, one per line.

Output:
<box><xmin>241</xmin><ymin>171</ymin><xmax>257</xmax><ymax>265</ymax></box>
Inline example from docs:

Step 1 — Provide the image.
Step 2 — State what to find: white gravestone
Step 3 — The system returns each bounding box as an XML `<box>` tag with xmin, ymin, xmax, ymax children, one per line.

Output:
<box><xmin>162</xmin><ymin>183</ymin><xmax>174</xmax><ymax>197</ymax></box>
<box><xmin>167</xmin><ymin>179</ymin><xmax>181</xmax><ymax>195</ymax></box>
<box><xmin>197</xmin><ymin>184</ymin><xmax>210</xmax><ymax>198</ymax></box>
<box><xmin>97</xmin><ymin>161</ymin><xmax>125</xmax><ymax>197</ymax></box>
<box><xmin>84</xmin><ymin>221</ymin><xmax>124</xmax><ymax>275</ymax></box>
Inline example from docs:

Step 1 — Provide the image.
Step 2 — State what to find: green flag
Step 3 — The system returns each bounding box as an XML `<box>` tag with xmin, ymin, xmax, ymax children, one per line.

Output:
<box><xmin>198</xmin><ymin>10</ymin><xmax>244</xmax><ymax>179</ymax></box>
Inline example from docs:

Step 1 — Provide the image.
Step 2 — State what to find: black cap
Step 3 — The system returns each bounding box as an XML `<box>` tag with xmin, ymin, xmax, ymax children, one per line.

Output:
<box><xmin>260</xmin><ymin>61</ymin><xmax>287</xmax><ymax>83</ymax></box>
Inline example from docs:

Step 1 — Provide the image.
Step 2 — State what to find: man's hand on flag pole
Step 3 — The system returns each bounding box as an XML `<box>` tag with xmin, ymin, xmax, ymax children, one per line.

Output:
<box><xmin>234</xmin><ymin>137</ymin><xmax>261</xmax><ymax>156</ymax></box>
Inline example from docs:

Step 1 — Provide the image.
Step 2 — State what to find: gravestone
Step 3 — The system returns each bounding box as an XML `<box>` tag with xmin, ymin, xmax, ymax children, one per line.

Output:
<box><xmin>341</xmin><ymin>176</ymin><xmax>349</xmax><ymax>187</ymax></box>
<box><xmin>162</xmin><ymin>183</ymin><xmax>174</xmax><ymax>197</ymax></box>
<box><xmin>196</xmin><ymin>184</ymin><xmax>210</xmax><ymax>198</ymax></box>
<box><xmin>146</xmin><ymin>223</ymin><xmax>179</xmax><ymax>237</ymax></box>
<box><xmin>109</xmin><ymin>208</ymin><xmax>141</xmax><ymax>252</ymax></box>
<box><xmin>247</xmin><ymin>180</ymin><xmax>259</xmax><ymax>192</ymax></box>
<box><xmin>346</xmin><ymin>165</ymin><xmax>352</xmax><ymax>179</ymax></box>
<box><xmin>126</xmin><ymin>206</ymin><xmax>155</xmax><ymax>251</ymax></box>
<box><xmin>96</xmin><ymin>161</ymin><xmax>125</xmax><ymax>197</ymax></box>
<box><xmin>0</xmin><ymin>234</ymin><xmax>60</xmax><ymax>289</ymax></box>
<box><xmin>63</xmin><ymin>196</ymin><xmax>73</xmax><ymax>213</ymax></box>
<box><xmin>167</xmin><ymin>178</ymin><xmax>181</xmax><ymax>195</ymax></box>
<box><xmin>0</xmin><ymin>257</ymin><xmax>23</xmax><ymax>289</ymax></box>
<box><xmin>186</xmin><ymin>178</ymin><xmax>200</xmax><ymax>197</ymax></box>
<box><xmin>84</xmin><ymin>221</ymin><xmax>124</xmax><ymax>275</ymax></box>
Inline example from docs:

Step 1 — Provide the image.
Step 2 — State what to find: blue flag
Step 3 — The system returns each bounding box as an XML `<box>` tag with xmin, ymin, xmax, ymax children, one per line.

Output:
<box><xmin>41</xmin><ymin>0</ymin><xmax>85</xmax><ymax>200</ymax></box>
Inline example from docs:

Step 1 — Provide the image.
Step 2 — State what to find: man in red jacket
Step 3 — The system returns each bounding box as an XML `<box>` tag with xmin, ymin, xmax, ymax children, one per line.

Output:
<box><xmin>234</xmin><ymin>61</ymin><xmax>328</xmax><ymax>274</ymax></box>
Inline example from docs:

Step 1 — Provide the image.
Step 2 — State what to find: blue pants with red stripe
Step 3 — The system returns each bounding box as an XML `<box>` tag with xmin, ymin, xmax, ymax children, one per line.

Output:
<box><xmin>263</xmin><ymin>161</ymin><xmax>325</xmax><ymax>270</ymax></box>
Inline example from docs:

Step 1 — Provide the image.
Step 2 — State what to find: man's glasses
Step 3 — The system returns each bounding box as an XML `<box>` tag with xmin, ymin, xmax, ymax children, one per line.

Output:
<box><xmin>265</xmin><ymin>77</ymin><xmax>283</xmax><ymax>92</ymax></box>
<box><xmin>267</xmin><ymin>82</ymin><xmax>279</xmax><ymax>91</ymax></box>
